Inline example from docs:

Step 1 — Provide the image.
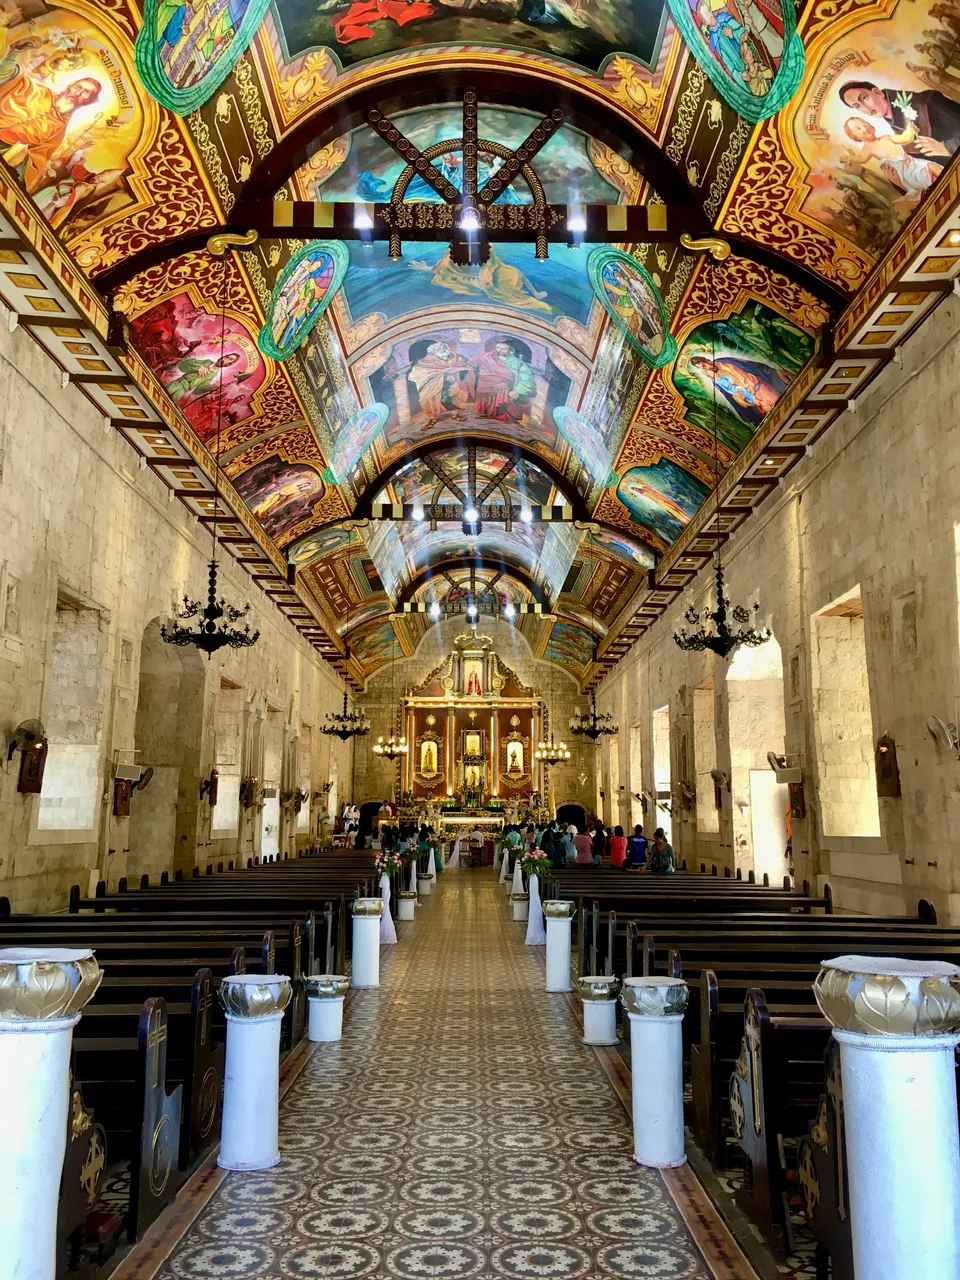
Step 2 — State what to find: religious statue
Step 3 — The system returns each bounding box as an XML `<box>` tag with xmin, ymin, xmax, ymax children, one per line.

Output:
<box><xmin>420</xmin><ymin>738</ymin><xmax>439</xmax><ymax>777</ymax></box>
<box><xmin>506</xmin><ymin>742</ymin><xmax>523</xmax><ymax>775</ymax></box>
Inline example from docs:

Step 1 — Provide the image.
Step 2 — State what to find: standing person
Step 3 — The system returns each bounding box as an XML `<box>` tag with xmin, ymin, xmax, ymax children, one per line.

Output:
<box><xmin>608</xmin><ymin>825</ymin><xmax>628</xmax><ymax>869</ymax></box>
<box><xmin>562</xmin><ymin>825</ymin><xmax>578</xmax><ymax>863</ymax></box>
<box><xmin>627</xmin><ymin>824</ymin><xmax>648</xmax><ymax>868</ymax></box>
<box><xmin>574</xmin><ymin>827</ymin><xmax>594</xmax><ymax>865</ymax></box>
<box><xmin>647</xmin><ymin>828</ymin><xmax>675</xmax><ymax>874</ymax></box>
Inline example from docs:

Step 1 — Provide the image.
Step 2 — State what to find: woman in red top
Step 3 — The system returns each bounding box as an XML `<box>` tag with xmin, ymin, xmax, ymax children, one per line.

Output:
<box><xmin>608</xmin><ymin>825</ymin><xmax>628</xmax><ymax>869</ymax></box>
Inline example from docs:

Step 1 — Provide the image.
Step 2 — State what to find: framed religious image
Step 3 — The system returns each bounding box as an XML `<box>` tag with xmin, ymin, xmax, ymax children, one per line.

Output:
<box><xmin>464</xmin><ymin>730</ymin><xmax>483</xmax><ymax>758</ymax></box>
<box><xmin>500</xmin><ymin>730</ymin><xmax>530</xmax><ymax>787</ymax></box>
<box><xmin>414</xmin><ymin>730</ymin><xmax>444</xmax><ymax>789</ymax></box>
<box><xmin>463</xmin><ymin>658</ymin><xmax>483</xmax><ymax>696</ymax></box>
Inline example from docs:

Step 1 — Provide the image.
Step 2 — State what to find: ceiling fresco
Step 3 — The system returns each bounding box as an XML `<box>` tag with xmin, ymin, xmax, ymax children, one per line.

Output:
<box><xmin>2</xmin><ymin>0</ymin><xmax>960</xmax><ymax>685</ymax></box>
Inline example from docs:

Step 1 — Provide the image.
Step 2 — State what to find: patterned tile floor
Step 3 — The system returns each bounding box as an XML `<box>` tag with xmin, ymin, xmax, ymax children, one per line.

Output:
<box><xmin>131</xmin><ymin>871</ymin><xmax>763</xmax><ymax>1280</ymax></box>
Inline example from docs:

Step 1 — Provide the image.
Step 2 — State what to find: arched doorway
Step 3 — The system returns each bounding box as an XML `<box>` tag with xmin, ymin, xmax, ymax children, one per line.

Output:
<box><xmin>128</xmin><ymin>619</ymin><xmax>205</xmax><ymax>881</ymax></box>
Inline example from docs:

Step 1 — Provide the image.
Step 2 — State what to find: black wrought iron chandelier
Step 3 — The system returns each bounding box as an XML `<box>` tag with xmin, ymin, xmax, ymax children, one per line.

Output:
<box><xmin>569</xmin><ymin>691</ymin><xmax>618</xmax><ymax>742</ymax></box>
<box><xmin>162</xmin><ymin>257</ymin><xmax>259</xmax><ymax>658</ymax></box>
<box><xmin>321</xmin><ymin>692</ymin><xmax>370</xmax><ymax>742</ymax></box>
<box><xmin>673</xmin><ymin>262</ymin><xmax>770</xmax><ymax>662</ymax></box>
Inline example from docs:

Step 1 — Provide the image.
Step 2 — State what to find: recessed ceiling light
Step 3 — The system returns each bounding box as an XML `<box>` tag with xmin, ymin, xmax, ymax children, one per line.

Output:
<box><xmin>520</xmin><ymin>505</ymin><xmax>532</xmax><ymax>522</ymax></box>
<box><xmin>504</xmin><ymin>603</ymin><xmax>516</xmax><ymax>619</ymax></box>
<box><xmin>412</xmin><ymin>505</ymin><xmax>424</xmax><ymax>520</ymax></box>
<box><xmin>459</xmin><ymin>210</ymin><xmax>480</xmax><ymax>232</ymax></box>
<box><xmin>567</xmin><ymin>214</ymin><xmax>587</xmax><ymax>233</ymax></box>
<box><xmin>354</xmin><ymin>206</ymin><xmax>373</xmax><ymax>230</ymax></box>
<box><xmin>464</xmin><ymin>506</ymin><xmax>479</xmax><ymax>522</ymax></box>
<box><xmin>429</xmin><ymin>602</ymin><xmax>441</xmax><ymax>619</ymax></box>
<box><xmin>467</xmin><ymin>604</ymin><xmax>477</xmax><ymax>617</ymax></box>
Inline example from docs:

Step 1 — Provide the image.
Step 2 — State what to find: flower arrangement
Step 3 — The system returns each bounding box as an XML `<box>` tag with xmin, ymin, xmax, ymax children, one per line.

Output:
<box><xmin>375</xmin><ymin>848</ymin><xmax>403</xmax><ymax>877</ymax></box>
<box><xmin>521</xmin><ymin>848</ymin><xmax>551</xmax><ymax>879</ymax></box>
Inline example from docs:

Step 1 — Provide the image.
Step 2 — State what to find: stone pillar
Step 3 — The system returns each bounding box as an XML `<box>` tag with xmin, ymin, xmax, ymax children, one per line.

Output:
<box><xmin>0</xmin><ymin>948</ymin><xmax>102</xmax><ymax>1280</ymax></box>
<box><xmin>621</xmin><ymin>978</ymin><xmax>688</xmax><ymax>1168</ymax></box>
<box><xmin>351</xmin><ymin>898</ymin><xmax>384</xmax><ymax>988</ymax></box>
<box><xmin>578</xmin><ymin>975</ymin><xmax>620</xmax><ymax>1045</ymax></box>
<box><xmin>544</xmin><ymin>901</ymin><xmax>575</xmax><ymax>992</ymax></box>
<box><xmin>397</xmin><ymin>890</ymin><xmax>417</xmax><ymax>921</ymax></box>
<box><xmin>305</xmin><ymin>975</ymin><xmax>349</xmax><ymax>1042</ymax></box>
<box><xmin>813</xmin><ymin>955</ymin><xmax>960</xmax><ymax>1280</ymax></box>
<box><xmin>218</xmin><ymin>974</ymin><xmax>292</xmax><ymax>1171</ymax></box>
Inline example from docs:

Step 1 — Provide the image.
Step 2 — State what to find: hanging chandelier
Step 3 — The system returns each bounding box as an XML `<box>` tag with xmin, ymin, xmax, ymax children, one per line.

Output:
<box><xmin>373</xmin><ymin>722</ymin><xmax>408</xmax><ymax>761</ymax></box>
<box><xmin>320</xmin><ymin>692</ymin><xmax>370</xmax><ymax>742</ymax></box>
<box><xmin>569</xmin><ymin>691</ymin><xmax>618</xmax><ymax>742</ymax></box>
<box><xmin>162</xmin><ymin>256</ymin><xmax>259</xmax><ymax>659</ymax></box>
<box><xmin>674</xmin><ymin>560</ymin><xmax>771</xmax><ymax>659</ymax></box>
<box><xmin>673</xmin><ymin>262</ymin><xmax>769</xmax><ymax>663</ymax></box>
<box><xmin>536</xmin><ymin>708</ymin><xmax>570</xmax><ymax>767</ymax></box>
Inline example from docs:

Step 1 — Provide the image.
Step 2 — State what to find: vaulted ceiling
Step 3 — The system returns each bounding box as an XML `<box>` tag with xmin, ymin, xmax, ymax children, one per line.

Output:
<box><xmin>4</xmin><ymin>0</ymin><xmax>959</xmax><ymax>686</ymax></box>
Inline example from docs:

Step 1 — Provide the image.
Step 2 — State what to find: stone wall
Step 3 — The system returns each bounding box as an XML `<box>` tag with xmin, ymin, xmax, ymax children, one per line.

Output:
<box><xmin>0</xmin><ymin>306</ymin><xmax>354</xmax><ymax>913</ymax></box>
<box><xmin>597</xmin><ymin>292</ymin><xmax>960</xmax><ymax>921</ymax></box>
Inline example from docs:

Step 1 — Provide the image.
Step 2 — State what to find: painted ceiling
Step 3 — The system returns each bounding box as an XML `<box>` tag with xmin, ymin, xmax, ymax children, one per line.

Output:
<box><xmin>4</xmin><ymin>0</ymin><xmax>959</xmax><ymax>684</ymax></box>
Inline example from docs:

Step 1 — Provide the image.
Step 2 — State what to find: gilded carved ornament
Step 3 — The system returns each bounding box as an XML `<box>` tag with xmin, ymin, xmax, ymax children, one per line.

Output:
<box><xmin>218</xmin><ymin>973</ymin><xmax>292</xmax><ymax>1018</ymax></box>
<box><xmin>620</xmin><ymin>977</ymin><xmax>689</xmax><ymax>1017</ymax></box>
<box><xmin>543</xmin><ymin>901</ymin><xmax>576</xmax><ymax>919</ymax></box>
<box><xmin>303</xmin><ymin>974</ymin><xmax>350</xmax><ymax>999</ymax></box>
<box><xmin>577</xmin><ymin>976</ymin><xmax>622</xmax><ymax>1001</ymax></box>
<box><xmin>813</xmin><ymin>956</ymin><xmax>960</xmax><ymax>1037</ymax></box>
<box><xmin>0</xmin><ymin>948</ymin><xmax>102</xmax><ymax>1021</ymax></box>
<box><xmin>351</xmin><ymin>898</ymin><xmax>385</xmax><ymax>918</ymax></box>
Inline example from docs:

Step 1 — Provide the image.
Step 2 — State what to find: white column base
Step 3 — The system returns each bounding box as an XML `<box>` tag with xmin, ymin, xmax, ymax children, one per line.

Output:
<box><xmin>626</xmin><ymin>1012</ymin><xmax>686</xmax><ymax>1168</ymax></box>
<box><xmin>419</xmin><ymin>874</ymin><xmax>433</xmax><ymax>897</ymax></box>
<box><xmin>397</xmin><ymin>894</ymin><xmax>416</xmax><ymax>921</ymax></box>
<box><xmin>545</xmin><ymin>916</ymin><xmax>573</xmax><ymax>992</ymax></box>
<box><xmin>219</xmin><ymin>1011</ymin><xmax>283</xmax><ymax>1170</ymax></box>
<box><xmin>0</xmin><ymin>1013</ymin><xmax>79</xmax><ymax>1280</ymax></box>
<box><xmin>352</xmin><ymin>914</ymin><xmax>382</xmax><ymax>988</ymax></box>
<box><xmin>583</xmin><ymin>999</ymin><xmax>618</xmax><ymax>1046</ymax></box>
<box><xmin>307</xmin><ymin>996</ymin><xmax>344</xmax><ymax>1042</ymax></box>
<box><xmin>836</xmin><ymin>1028</ymin><xmax>960</xmax><ymax>1280</ymax></box>
<box><xmin>512</xmin><ymin>896</ymin><xmax>529</xmax><ymax>922</ymax></box>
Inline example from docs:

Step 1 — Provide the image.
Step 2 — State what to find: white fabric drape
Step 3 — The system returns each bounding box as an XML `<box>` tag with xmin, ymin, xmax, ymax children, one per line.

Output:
<box><xmin>498</xmin><ymin>846</ymin><xmax>510</xmax><ymax>885</ymax></box>
<box><xmin>525</xmin><ymin>873</ymin><xmax>546</xmax><ymax>945</ymax></box>
<box><xmin>408</xmin><ymin>858</ymin><xmax>418</xmax><ymax>896</ymax></box>
<box><xmin>511</xmin><ymin>854</ymin><xmax>524</xmax><ymax>897</ymax></box>
<box><xmin>447</xmin><ymin>833</ymin><xmax>460</xmax><ymax>870</ymax></box>
<box><xmin>493</xmin><ymin>844</ymin><xmax>501</xmax><ymax>873</ymax></box>
<box><xmin>380</xmin><ymin>872</ymin><xmax>398</xmax><ymax>944</ymax></box>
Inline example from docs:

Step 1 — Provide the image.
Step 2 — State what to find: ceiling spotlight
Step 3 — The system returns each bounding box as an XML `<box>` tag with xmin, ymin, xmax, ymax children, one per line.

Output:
<box><xmin>567</xmin><ymin>213</ymin><xmax>587</xmax><ymax>233</ymax></box>
<box><xmin>504</xmin><ymin>603</ymin><xmax>516</xmax><ymax>619</ymax></box>
<box><xmin>464</xmin><ymin>506</ymin><xmax>479</xmax><ymax>522</ymax></box>
<box><xmin>412</xmin><ymin>505</ymin><xmax>424</xmax><ymax>521</ymax></box>
<box><xmin>354</xmin><ymin>206</ymin><xmax>374</xmax><ymax>230</ymax></box>
<box><xmin>429</xmin><ymin>602</ymin><xmax>441</xmax><ymax>619</ymax></box>
<box><xmin>520</xmin><ymin>505</ymin><xmax>532</xmax><ymax>522</ymax></box>
<box><xmin>467</xmin><ymin>604</ymin><xmax>478</xmax><ymax>617</ymax></box>
<box><xmin>459</xmin><ymin>209</ymin><xmax>480</xmax><ymax>232</ymax></box>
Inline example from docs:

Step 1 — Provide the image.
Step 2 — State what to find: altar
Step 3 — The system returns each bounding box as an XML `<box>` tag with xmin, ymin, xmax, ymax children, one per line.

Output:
<box><xmin>402</xmin><ymin>633</ymin><xmax>543</xmax><ymax>805</ymax></box>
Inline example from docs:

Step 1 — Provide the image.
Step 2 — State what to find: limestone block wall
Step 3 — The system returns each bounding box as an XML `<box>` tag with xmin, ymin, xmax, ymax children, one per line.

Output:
<box><xmin>0</xmin><ymin>305</ymin><xmax>354</xmax><ymax>913</ymax></box>
<box><xmin>598</xmin><ymin>292</ymin><xmax>960</xmax><ymax>921</ymax></box>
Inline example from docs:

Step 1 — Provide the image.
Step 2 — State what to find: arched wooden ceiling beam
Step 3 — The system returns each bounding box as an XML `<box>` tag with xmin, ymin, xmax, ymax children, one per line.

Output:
<box><xmin>94</xmin><ymin>70</ymin><xmax>845</xmax><ymax>310</ymax></box>
<box><xmin>395</xmin><ymin>554</ymin><xmax>548</xmax><ymax>608</ymax></box>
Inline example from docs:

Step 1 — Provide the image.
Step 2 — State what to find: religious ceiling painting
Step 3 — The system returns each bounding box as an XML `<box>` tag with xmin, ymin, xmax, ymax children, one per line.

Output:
<box><xmin>361</xmin><ymin>326</ymin><xmax>577</xmax><ymax>458</ymax></box>
<box><xmin>269</xmin><ymin>0</ymin><xmax>670</xmax><ymax>76</ymax></box>
<box><xmin>668</xmin><ymin>0</ymin><xmax>805</xmax><ymax>121</ymax></box>
<box><xmin>616</xmin><ymin>458</ymin><xmax>710</xmax><ymax>545</ymax></box>
<box><xmin>672</xmin><ymin>297</ymin><xmax>814</xmax><ymax>452</ymax></box>
<box><xmin>258</xmin><ymin>240</ymin><xmax>349</xmax><ymax>361</ymax></box>
<box><xmin>587</xmin><ymin>247</ymin><xmax>677</xmax><ymax>367</ymax></box>
<box><xmin>136</xmin><ymin>0</ymin><xmax>273</xmax><ymax>115</ymax></box>
<box><xmin>544</xmin><ymin>619</ymin><xmax>597</xmax><ymax>674</ymax></box>
<box><xmin>0</xmin><ymin>1</ymin><xmax>160</xmax><ymax>248</ymax></box>
<box><xmin>364</xmin><ymin>520</ymin><xmax>408</xmax><ymax>600</ymax></box>
<box><xmin>233</xmin><ymin>454</ymin><xmax>326</xmax><ymax>542</ymax></box>
<box><xmin>384</xmin><ymin>450</ymin><xmax>556</xmax><ymax>512</ymax></box>
<box><xmin>289</xmin><ymin>104</ymin><xmax>632</xmax><ymax>207</ymax></box>
<box><xmin>588</xmin><ymin>528</ymin><xmax>655</xmax><ymax>570</ymax></box>
<box><xmin>286</xmin><ymin>523</ymin><xmax>359</xmax><ymax>568</ymax></box>
<box><xmin>324</xmin><ymin>402</ymin><xmax>389</xmax><ymax>483</ymax></box>
<box><xmin>347</xmin><ymin>617</ymin><xmax>400</xmax><ymax>677</ymax></box>
<box><xmin>129</xmin><ymin>291</ymin><xmax>268</xmax><ymax>443</ymax></box>
<box><xmin>553</xmin><ymin>407</ymin><xmax>618</xmax><ymax>489</ymax></box>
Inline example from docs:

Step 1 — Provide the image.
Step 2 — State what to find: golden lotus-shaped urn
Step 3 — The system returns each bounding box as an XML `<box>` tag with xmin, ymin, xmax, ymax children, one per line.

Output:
<box><xmin>511</xmin><ymin>892</ymin><xmax>529</xmax><ymax>902</ymax></box>
<box><xmin>543</xmin><ymin>901</ymin><xmax>575</xmax><ymax>919</ymax></box>
<box><xmin>351</xmin><ymin>898</ymin><xmax>385</xmax><ymax>917</ymax></box>
<box><xmin>0</xmin><ymin>948</ymin><xmax>102</xmax><ymax>1021</ymax></box>
<box><xmin>621</xmin><ymin>977</ymin><xmax>689</xmax><ymax>1018</ymax></box>
<box><xmin>303</xmin><ymin>974</ymin><xmax>350</xmax><ymax>1000</ymax></box>
<box><xmin>814</xmin><ymin>955</ymin><xmax>960</xmax><ymax>1037</ymax></box>
<box><xmin>219</xmin><ymin>974</ymin><xmax>292</xmax><ymax>1019</ymax></box>
<box><xmin>577</xmin><ymin>975</ymin><xmax>622</xmax><ymax>1002</ymax></box>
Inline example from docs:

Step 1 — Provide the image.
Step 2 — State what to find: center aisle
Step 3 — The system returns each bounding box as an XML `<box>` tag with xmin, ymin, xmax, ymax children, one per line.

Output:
<box><xmin>151</xmin><ymin>871</ymin><xmax>759</xmax><ymax>1280</ymax></box>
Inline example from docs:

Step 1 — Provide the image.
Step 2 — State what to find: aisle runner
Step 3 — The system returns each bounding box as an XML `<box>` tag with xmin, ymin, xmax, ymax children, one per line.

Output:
<box><xmin>144</xmin><ymin>874</ymin><xmax>758</xmax><ymax>1280</ymax></box>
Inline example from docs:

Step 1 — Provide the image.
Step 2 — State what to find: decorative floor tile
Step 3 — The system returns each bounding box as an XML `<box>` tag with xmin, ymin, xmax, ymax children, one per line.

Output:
<box><xmin>133</xmin><ymin>873</ymin><xmax>762</xmax><ymax>1280</ymax></box>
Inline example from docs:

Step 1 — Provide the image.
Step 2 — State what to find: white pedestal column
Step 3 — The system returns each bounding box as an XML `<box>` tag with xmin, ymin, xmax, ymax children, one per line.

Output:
<box><xmin>408</xmin><ymin>860</ymin><xmax>418</xmax><ymax>897</ymax></box>
<box><xmin>419</xmin><ymin>872</ymin><xmax>434</xmax><ymax>897</ymax></box>
<box><xmin>578</xmin><ymin>976</ymin><xmax>621</xmax><ymax>1045</ymax></box>
<box><xmin>351</xmin><ymin>899</ymin><xmax>384</xmax><ymax>989</ymax></box>
<box><xmin>544</xmin><ymin>902</ymin><xmax>575</xmax><ymax>992</ymax></box>
<box><xmin>0</xmin><ymin>948</ymin><xmax>102</xmax><ymax>1280</ymax></box>
<box><xmin>305</xmin><ymin>975</ymin><xmax>349</xmax><ymax>1042</ymax></box>
<box><xmin>621</xmin><ymin>978</ymin><xmax>688</xmax><ymax>1169</ymax></box>
<box><xmin>219</xmin><ymin>974</ymin><xmax>292</xmax><ymax>1171</ymax></box>
<box><xmin>397</xmin><ymin>891</ymin><xmax>417</xmax><ymax>921</ymax></box>
<box><xmin>512</xmin><ymin>893</ymin><xmax>529</xmax><ymax>922</ymax></box>
<box><xmin>814</xmin><ymin>955</ymin><xmax>960</xmax><ymax>1280</ymax></box>
<box><xmin>511</xmin><ymin>854</ymin><xmax>524</xmax><ymax>898</ymax></box>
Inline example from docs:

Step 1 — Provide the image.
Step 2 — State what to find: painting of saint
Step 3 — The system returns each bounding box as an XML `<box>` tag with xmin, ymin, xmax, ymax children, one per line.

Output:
<box><xmin>324</xmin><ymin>403</ymin><xmax>389</xmax><ymax>484</ymax></box>
<box><xmin>667</xmin><ymin>0</ymin><xmax>804</xmax><ymax>121</ymax></box>
<box><xmin>258</xmin><ymin>241</ymin><xmax>349</xmax><ymax>362</ymax></box>
<box><xmin>273</xmin><ymin>0</ymin><xmax>669</xmax><ymax>77</ymax></box>
<box><xmin>407</xmin><ymin>341</ymin><xmax>475</xmax><ymax>417</ymax></box>
<box><xmin>411</xmin><ymin>245</ymin><xmax>554</xmax><ymax>314</ymax></box>
<box><xmin>464</xmin><ymin>730</ymin><xmax>482</xmax><ymax>755</ymax></box>
<box><xmin>616</xmin><ymin>460</ymin><xmax>709</xmax><ymax>545</ymax></box>
<box><xmin>474</xmin><ymin>337</ymin><xmax>536</xmax><ymax>424</ymax></box>
<box><xmin>130</xmin><ymin>294</ymin><xmax>266</xmax><ymax>443</ymax></box>
<box><xmin>552</xmin><ymin>407</ymin><xmax>617</xmax><ymax>488</ymax></box>
<box><xmin>795</xmin><ymin>6</ymin><xmax>960</xmax><ymax>259</ymax></box>
<box><xmin>588</xmin><ymin>529</ymin><xmax>655</xmax><ymax>570</ymax></box>
<box><xmin>587</xmin><ymin>248</ymin><xmax>677</xmax><ymax>368</ymax></box>
<box><xmin>545</xmin><ymin>621</ymin><xmax>596</xmax><ymax>670</ymax></box>
<box><xmin>286</xmin><ymin>524</ymin><xmax>357</xmax><ymax>568</ymax></box>
<box><xmin>136</xmin><ymin>0</ymin><xmax>273</xmax><ymax>115</ymax></box>
<box><xmin>0</xmin><ymin>8</ymin><xmax>147</xmax><ymax>240</ymax></box>
<box><xmin>234</xmin><ymin>456</ymin><xmax>325</xmax><ymax>542</ymax></box>
<box><xmin>346</xmin><ymin>619</ymin><xmax>399</xmax><ymax>674</ymax></box>
<box><xmin>673</xmin><ymin>300</ymin><xmax>813</xmax><ymax>452</ymax></box>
